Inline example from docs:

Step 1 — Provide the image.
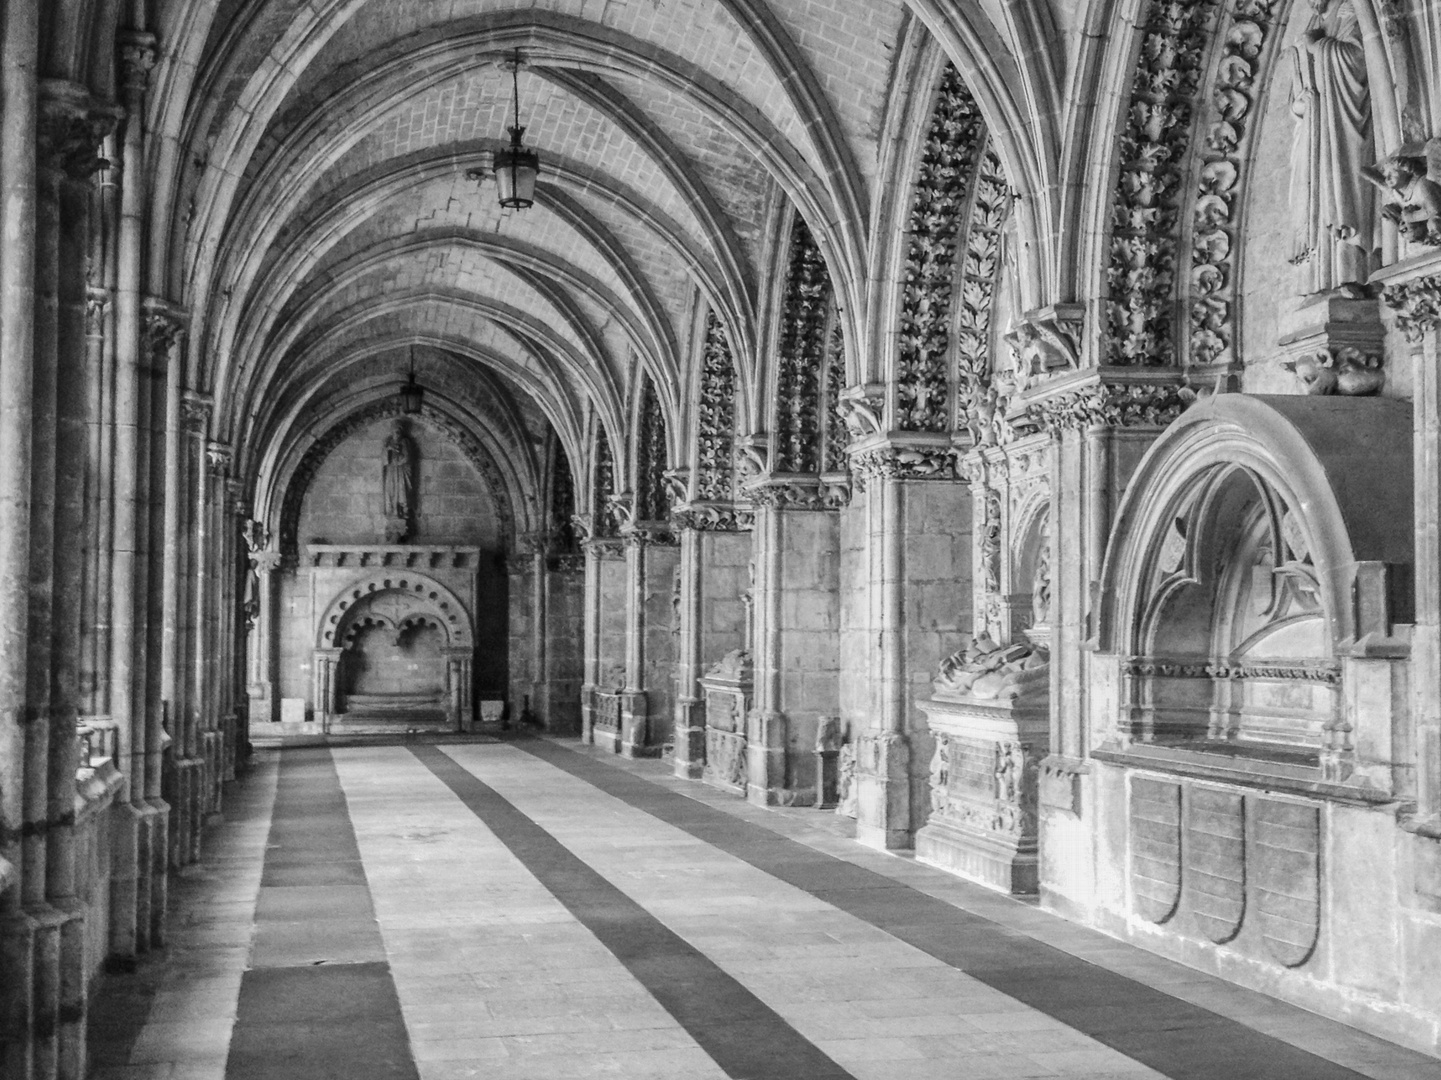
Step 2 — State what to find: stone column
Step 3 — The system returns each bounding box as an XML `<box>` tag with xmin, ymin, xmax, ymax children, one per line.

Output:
<box><xmin>0</xmin><ymin>9</ymin><xmax>39</xmax><ymax>1074</ymax></box>
<box><xmin>746</xmin><ymin>486</ymin><xmax>841</xmax><ymax>807</ymax></box>
<box><xmin>583</xmin><ymin>537</ymin><xmax>627</xmax><ymax>746</ymax></box>
<box><xmin>107</xmin><ymin>29</ymin><xmax>157</xmax><ymax>962</ymax></box>
<box><xmin>843</xmin><ymin>438</ymin><xmax>972</xmax><ymax>851</ymax></box>
<box><xmin>619</xmin><ymin>532</ymin><xmax>651</xmax><ymax>756</ymax></box>
<box><xmin>312</xmin><ymin>648</ymin><xmax>343</xmax><ymax>728</ymax></box>
<box><xmin>542</xmin><ymin>553</ymin><xmax>585</xmax><ymax>734</ymax></box>
<box><xmin>174</xmin><ymin>394</ymin><xmax>209</xmax><ymax>865</ymax></box>
<box><xmin>444</xmin><ymin>647</ymin><xmax>474</xmax><ymax>731</ymax></box>
<box><xmin>670</xmin><ymin>509</ymin><xmax>753</xmax><ymax>781</ymax></box>
<box><xmin>1377</xmin><ymin>254</ymin><xmax>1441</xmax><ymax>828</ymax></box>
<box><xmin>246</xmin><ymin>551</ymin><xmax>281</xmax><ymax>724</ymax></box>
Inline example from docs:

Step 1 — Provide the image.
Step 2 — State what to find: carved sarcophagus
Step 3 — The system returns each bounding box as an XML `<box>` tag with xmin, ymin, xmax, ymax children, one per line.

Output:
<box><xmin>916</xmin><ymin>637</ymin><xmax>1048</xmax><ymax>895</ymax></box>
<box><xmin>700</xmin><ymin>650</ymin><xmax>751</xmax><ymax>795</ymax></box>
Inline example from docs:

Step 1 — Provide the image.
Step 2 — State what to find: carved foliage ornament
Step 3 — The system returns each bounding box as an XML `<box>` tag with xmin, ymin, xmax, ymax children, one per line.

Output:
<box><xmin>1189</xmin><ymin>0</ymin><xmax>1281</xmax><ymax>367</ymax></box>
<box><xmin>1107</xmin><ymin>0</ymin><xmax>1222</xmax><ymax>366</ymax></box>
<box><xmin>1381</xmin><ymin>275</ymin><xmax>1441</xmax><ymax>342</ymax></box>
<box><xmin>823</xmin><ymin>320</ymin><xmax>849</xmax><ymax>473</ymax></box>
<box><xmin>774</xmin><ymin>215</ymin><xmax>832</xmax><ymax>473</ymax></box>
<box><xmin>695</xmin><ymin>310</ymin><xmax>738</xmax><ymax>502</ymax></box>
<box><xmin>897</xmin><ymin>65</ymin><xmax>986</xmax><ymax>432</ymax></box>
<box><xmin>634</xmin><ymin>378</ymin><xmax>669</xmax><ymax>522</ymax></box>
<box><xmin>593</xmin><ymin>426</ymin><xmax>618</xmax><ymax>538</ymax></box>
<box><xmin>955</xmin><ymin>145</ymin><xmax>1014</xmax><ymax>446</ymax></box>
<box><xmin>1027</xmin><ymin>383</ymin><xmax>1194</xmax><ymax>434</ymax></box>
<box><xmin>549</xmin><ymin>447</ymin><xmax>579</xmax><ymax>553</ymax></box>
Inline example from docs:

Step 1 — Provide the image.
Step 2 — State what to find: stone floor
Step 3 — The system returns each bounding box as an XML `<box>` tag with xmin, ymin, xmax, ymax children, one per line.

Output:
<box><xmin>87</xmin><ymin>737</ymin><xmax>1441</xmax><ymax>1080</ymax></box>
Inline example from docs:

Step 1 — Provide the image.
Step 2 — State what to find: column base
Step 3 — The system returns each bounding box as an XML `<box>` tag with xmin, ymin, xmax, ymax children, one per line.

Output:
<box><xmin>855</xmin><ymin>732</ymin><xmax>913</xmax><ymax>851</ymax></box>
<box><xmin>916</xmin><ymin>817</ymin><xmax>1038</xmax><ymax>895</ymax></box>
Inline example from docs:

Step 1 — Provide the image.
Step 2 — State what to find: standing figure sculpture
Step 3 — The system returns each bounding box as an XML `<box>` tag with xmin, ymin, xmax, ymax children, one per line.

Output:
<box><xmin>1287</xmin><ymin>0</ymin><xmax>1374</xmax><ymax>295</ymax></box>
<box><xmin>382</xmin><ymin>420</ymin><xmax>416</xmax><ymax>543</ymax></box>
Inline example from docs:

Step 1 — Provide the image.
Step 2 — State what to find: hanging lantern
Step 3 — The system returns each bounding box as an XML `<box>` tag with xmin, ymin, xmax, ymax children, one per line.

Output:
<box><xmin>494</xmin><ymin>51</ymin><xmax>539</xmax><ymax>210</ymax></box>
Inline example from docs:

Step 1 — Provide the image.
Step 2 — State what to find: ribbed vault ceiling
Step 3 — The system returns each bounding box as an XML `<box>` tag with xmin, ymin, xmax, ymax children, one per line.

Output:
<box><xmin>153</xmin><ymin>0</ymin><xmax>909</xmax><ymax>501</ymax></box>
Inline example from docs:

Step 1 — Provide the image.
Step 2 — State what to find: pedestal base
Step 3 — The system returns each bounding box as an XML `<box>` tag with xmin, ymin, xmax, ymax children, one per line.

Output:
<box><xmin>916</xmin><ymin>816</ymin><xmax>1037</xmax><ymax>895</ymax></box>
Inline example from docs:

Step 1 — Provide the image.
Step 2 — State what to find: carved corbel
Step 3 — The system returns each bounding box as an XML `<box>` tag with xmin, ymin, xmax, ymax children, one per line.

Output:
<box><xmin>735</xmin><ymin>434</ymin><xmax>769</xmax><ymax>486</ymax></box>
<box><xmin>1005</xmin><ymin>304</ymin><xmax>1084</xmax><ymax>389</ymax></box>
<box><xmin>837</xmin><ymin>383</ymin><xmax>886</xmax><ymax>441</ymax></box>
<box><xmin>37</xmin><ymin>80</ymin><xmax>123</xmax><ymax>181</ymax></box>
<box><xmin>206</xmin><ymin>441</ymin><xmax>232</xmax><ymax>476</ymax></box>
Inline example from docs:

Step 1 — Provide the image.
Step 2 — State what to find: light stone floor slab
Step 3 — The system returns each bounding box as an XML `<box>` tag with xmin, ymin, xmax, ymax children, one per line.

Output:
<box><xmin>90</xmin><ymin>755</ymin><xmax>280</xmax><ymax>1080</ymax></box>
<box><xmin>565</xmin><ymin>738</ymin><xmax>1441</xmax><ymax>1080</ymax></box>
<box><xmin>332</xmin><ymin>744</ymin><xmax>731</xmax><ymax>1080</ymax></box>
<box><xmin>442</xmin><ymin>742</ymin><xmax>1167</xmax><ymax>1080</ymax></box>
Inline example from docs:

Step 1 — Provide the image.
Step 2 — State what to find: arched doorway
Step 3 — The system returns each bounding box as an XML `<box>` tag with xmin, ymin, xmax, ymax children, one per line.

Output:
<box><xmin>313</xmin><ymin>571</ymin><xmax>476</xmax><ymax>731</ymax></box>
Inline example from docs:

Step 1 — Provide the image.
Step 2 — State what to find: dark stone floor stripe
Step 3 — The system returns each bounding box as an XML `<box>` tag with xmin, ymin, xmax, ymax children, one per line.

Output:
<box><xmin>409</xmin><ymin>743</ymin><xmax>858</xmax><ymax>1080</ymax></box>
<box><xmin>513</xmin><ymin>737</ymin><xmax>1380</xmax><ymax>1080</ymax></box>
<box><xmin>227</xmin><ymin>746</ymin><xmax>418</xmax><ymax>1080</ymax></box>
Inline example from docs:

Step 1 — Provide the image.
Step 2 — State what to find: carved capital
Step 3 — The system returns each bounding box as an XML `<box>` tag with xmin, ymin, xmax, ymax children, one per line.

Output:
<box><xmin>251</xmin><ymin>550</ymin><xmax>283</xmax><ymax>574</ymax></box>
<box><xmin>670</xmin><ymin>502</ymin><xmax>754</xmax><ymax>533</ymax></box>
<box><xmin>37</xmin><ymin>80</ymin><xmax>121</xmax><ymax>181</ymax></box>
<box><xmin>206</xmin><ymin>441</ymin><xmax>232</xmax><ymax>476</ymax></box>
<box><xmin>851</xmin><ymin>443</ymin><xmax>955</xmax><ymax>484</ymax></box>
<box><xmin>749</xmin><ymin>479</ymin><xmax>826</xmax><ymax>511</ymax></box>
<box><xmin>118</xmin><ymin>31</ymin><xmax>158</xmax><ymax>101</ymax></box>
<box><xmin>1025</xmin><ymin>377</ymin><xmax>1195</xmax><ymax>435</ymax></box>
<box><xmin>182</xmin><ymin>393</ymin><xmax>213</xmax><ymax>434</ymax></box>
<box><xmin>143</xmin><ymin>299</ymin><xmax>186</xmax><ymax>360</ymax></box>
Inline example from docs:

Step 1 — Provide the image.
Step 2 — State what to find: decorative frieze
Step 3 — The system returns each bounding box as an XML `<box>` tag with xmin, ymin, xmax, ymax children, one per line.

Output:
<box><xmin>1188</xmin><ymin>0</ymin><xmax>1281</xmax><ymax>367</ymax></box>
<box><xmin>850</xmin><ymin>443</ymin><xmax>955</xmax><ymax>484</ymax></box>
<box><xmin>695</xmin><ymin>310</ymin><xmax>738</xmax><ymax>502</ymax></box>
<box><xmin>1106</xmin><ymin>0</ymin><xmax>1221</xmax><ymax>366</ymax></box>
<box><xmin>670</xmin><ymin>503</ymin><xmax>754</xmax><ymax>532</ymax></box>
<box><xmin>1026</xmin><ymin>379</ymin><xmax>1194</xmax><ymax>434</ymax></box>
<box><xmin>896</xmin><ymin>65</ymin><xmax>986</xmax><ymax>432</ymax></box>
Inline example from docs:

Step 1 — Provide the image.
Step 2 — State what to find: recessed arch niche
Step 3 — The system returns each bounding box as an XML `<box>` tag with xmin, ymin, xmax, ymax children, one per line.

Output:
<box><xmin>1096</xmin><ymin>394</ymin><xmax>1412</xmax><ymax>775</ymax></box>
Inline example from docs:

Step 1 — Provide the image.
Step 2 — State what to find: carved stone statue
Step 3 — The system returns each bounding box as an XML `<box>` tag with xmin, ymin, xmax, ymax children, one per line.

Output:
<box><xmin>1363</xmin><ymin>152</ymin><xmax>1441</xmax><ymax>248</ymax></box>
<box><xmin>1287</xmin><ymin>0</ymin><xmax>1375</xmax><ymax>294</ymax></box>
<box><xmin>381</xmin><ymin>420</ymin><xmax>416</xmax><ymax>542</ymax></box>
<box><xmin>935</xmin><ymin>634</ymin><xmax>1049</xmax><ymax>702</ymax></box>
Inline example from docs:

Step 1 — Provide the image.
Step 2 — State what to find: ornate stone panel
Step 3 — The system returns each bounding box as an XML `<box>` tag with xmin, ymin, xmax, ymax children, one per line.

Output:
<box><xmin>1130</xmin><ymin>777</ymin><xmax>1183</xmax><ymax>923</ymax></box>
<box><xmin>1106</xmin><ymin>0</ymin><xmax>1222</xmax><ymax>366</ymax></box>
<box><xmin>634</xmin><ymin>378</ymin><xmax>669</xmax><ymax>523</ymax></box>
<box><xmin>774</xmin><ymin>215</ymin><xmax>831</xmax><ymax>474</ymax></box>
<box><xmin>696</xmin><ymin>310</ymin><xmax>738</xmax><ymax>502</ymax></box>
<box><xmin>955</xmin><ymin>145</ymin><xmax>1013</xmax><ymax>444</ymax></box>
<box><xmin>896</xmin><ymin>65</ymin><xmax>986</xmax><ymax>433</ymax></box>
<box><xmin>1254</xmin><ymin>798</ymin><xmax>1321</xmax><ymax>967</ymax></box>
<box><xmin>1185</xmin><ymin>788</ymin><xmax>1246</xmax><ymax>943</ymax></box>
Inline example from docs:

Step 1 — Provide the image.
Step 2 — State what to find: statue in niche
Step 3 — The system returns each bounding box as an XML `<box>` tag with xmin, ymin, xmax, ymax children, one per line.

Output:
<box><xmin>1363</xmin><ymin>151</ymin><xmax>1441</xmax><ymax>248</ymax></box>
<box><xmin>1287</xmin><ymin>0</ymin><xmax>1375</xmax><ymax>294</ymax></box>
<box><xmin>381</xmin><ymin>419</ymin><xmax>416</xmax><ymax>543</ymax></box>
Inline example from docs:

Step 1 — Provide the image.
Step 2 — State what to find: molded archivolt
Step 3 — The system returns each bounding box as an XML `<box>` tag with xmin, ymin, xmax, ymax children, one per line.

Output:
<box><xmin>318</xmin><ymin>571</ymin><xmax>473</xmax><ymax>651</ymax></box>
<box><xmin>1097</xmin><ymin>395</ymin><xmax>1413</xmax><ymax>662</ymax></box>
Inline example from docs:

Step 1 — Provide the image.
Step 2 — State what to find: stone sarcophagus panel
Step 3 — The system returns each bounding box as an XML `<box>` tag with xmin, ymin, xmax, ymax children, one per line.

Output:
<box><xmin>700</xmin><ymin>650</ymin><xmax>751</xmax><ymax>796</ymax></box>
<box><xmin>916</xmin><ymin>697</ymin><xmax>1046</xmax><ymax>895</ymax></box>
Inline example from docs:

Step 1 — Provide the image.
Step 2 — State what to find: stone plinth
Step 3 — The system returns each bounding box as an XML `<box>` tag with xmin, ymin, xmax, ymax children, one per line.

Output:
<box><xmin>916</xmin><ymin>693</ymin><xmax>1047</xmax><ymax>895</ymax></box>
<box><xmin>700</xmin><ymin>651</ymin><xmax>751</xmax><ymax>795</ymax></box>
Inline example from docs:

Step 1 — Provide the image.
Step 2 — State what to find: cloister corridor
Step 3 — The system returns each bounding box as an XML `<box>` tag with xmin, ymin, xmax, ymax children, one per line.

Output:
<box><xmin>84</xmin><ymin>734</ymin><xmax>1441</xmax><ymax>1080</ymax></box>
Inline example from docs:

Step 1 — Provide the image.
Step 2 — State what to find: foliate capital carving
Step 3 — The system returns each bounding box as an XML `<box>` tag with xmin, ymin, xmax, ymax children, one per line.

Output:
<box><xmin>670</xmin><ymin>502</ymin><xmax>754</xmax><ymax>533</ymax></box>
<box><xmin>118</xmin><ymin>31</ymin><xmax>158</xmax><ymax>100</ymax></box>
<box><xmin>1026</xmin><ymin>378</ymin><xmax>1195</xmax><ymax>435</ymax></box>
<box><xmin>182</xmin><ymin>393</ymin><xmax>213</xmax><ymax>434</ymax></box>
<box><xmin>749</xmin><ymin>479</ymin><xmax>826</xmax><ymax>511</ymax></box>
<box><xmin>850</xmin><ymin>444</ymin><xmax>955</xmax><ymax>484</ymax></box>
<box><xmin>1381</xmin><ymin>274</ymin><xmax>1441</xmax><ymax>342</ymax></box>
<box><xmin>143</xmin><ymin>300</ymin><xmax>186</xmax><ymax>359</ymax></box>
<box><xmin>206</xmin><ymin>441</ymin><xmax>232</xmax><ymax>476</ymax></box>
<box><xmin>37</xmin><ymin>80</ymin><xmax>122</xmax><ymax>180</ymax></box>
